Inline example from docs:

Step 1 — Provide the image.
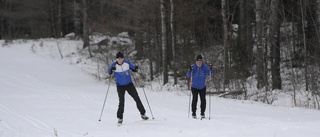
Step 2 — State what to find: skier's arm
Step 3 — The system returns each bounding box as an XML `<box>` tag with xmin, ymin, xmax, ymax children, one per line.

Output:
<box><xmin>186</xmin><ymin>71</ymin><xmax>191</xmax><ymax>78</ymax></box>
<box><xmin>108</xmin><ymin>63</ymin><xmax>116</xmax><ymax>75</ymax></box>
<box><xmin>206</xmin><ymin>64</ymin><xmax>213</xmax><ymax>81</ymax></box>
<box><xmin>208</xmin><ymin>64</ymin><xmax>214</xmax><ymax>77</ymax></box>
<box><xmin>186</xmin><ymin>65</ymin><xmax>193</xmax><ymax>78</ymax></box>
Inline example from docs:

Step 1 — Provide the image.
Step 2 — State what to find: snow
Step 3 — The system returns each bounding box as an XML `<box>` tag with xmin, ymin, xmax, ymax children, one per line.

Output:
<box><xmin>1</xmin><ymin>40</ymin><xmax>320</xmax><ymax>137</ymax></box>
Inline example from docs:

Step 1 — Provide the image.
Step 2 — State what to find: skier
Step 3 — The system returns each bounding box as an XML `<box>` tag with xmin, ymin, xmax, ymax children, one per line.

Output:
<box><xmin>186</xmin><ymin>54</ymin><xmax>213</xmax><ymax>119</ymax></box>
<box><xmin>108</xmin><ymin>51</ymin><xmax>149</xmax><ymax>124</ymax></box>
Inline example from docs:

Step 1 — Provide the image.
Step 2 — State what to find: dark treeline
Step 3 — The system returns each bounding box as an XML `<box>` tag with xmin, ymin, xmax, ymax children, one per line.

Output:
<box><xmin>1</xmin><ymin>0</ymin><xmax>320</xmax><ymax>108</ymax></box>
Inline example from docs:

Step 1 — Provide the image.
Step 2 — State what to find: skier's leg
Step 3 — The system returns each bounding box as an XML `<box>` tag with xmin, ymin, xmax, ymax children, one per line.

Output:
<box><xmin>199</xmin><ymin>87</ymin><xmax>207</xmax><ymax>115</ymax></box>
<box><xmin>191</xmin><ymin>88</ymin><xmax>199</xmax><ymax>115</ymax></box>
<box><xmin>117</xmin><ymin>86</ymin><xmax>126</xmax><ymax>119</ymax></box>
<box><xmin>127</xmin><ymin>83</ymin><xmax>146</xmax><ymax>115</ymax></box>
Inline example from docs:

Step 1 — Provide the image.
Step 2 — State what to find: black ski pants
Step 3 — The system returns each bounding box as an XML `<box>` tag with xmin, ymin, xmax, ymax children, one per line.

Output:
<box><xmin>116</xmin><ymin>82</ymin><xmax>146</xmax><ymax>119</ymax></box>
<box><xmin>191</xmin><ymin>87</ymin><xmax>206</xmax><ymax>115</ymax></box>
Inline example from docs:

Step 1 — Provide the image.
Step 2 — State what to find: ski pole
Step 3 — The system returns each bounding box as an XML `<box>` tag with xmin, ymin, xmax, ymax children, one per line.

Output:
<box><xmin>188</xmin><ymin>70</ymin><xmax>193</xmax><ymax>118</ymax></box>
<box><xmin>141</xmin><ymin>85</ymin><xmax>155</xmax><ymax>119</ymax></box>
<box><xmin>133</xmin><ymin>73</ymin><xmax>155</xmax><ymax>119</ymax></box>
<box><xmin>209</xmin><ymin>64</ymin><xmax>212</xmax><ymax>120</ymax></box>
<box><xmin>188</xmin><ymin>89</ymin><xmax>192</xmax><ymax>118</ymax></box>
<box><xmin>98</xmin><ymin>75</ymin><xmax>112</xmax><ymax>121</ymax></box>
<box><xmin>209</xmin><ymin>93</ymin><xmax>211</xmax><ymax>120</ymax></box>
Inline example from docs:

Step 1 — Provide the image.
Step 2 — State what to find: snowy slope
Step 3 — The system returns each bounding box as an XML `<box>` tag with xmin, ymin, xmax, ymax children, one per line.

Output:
<box><xmin>1</xmin><ymin>42</ymin><xmax>320</xmax><ymax>137</ymax></box>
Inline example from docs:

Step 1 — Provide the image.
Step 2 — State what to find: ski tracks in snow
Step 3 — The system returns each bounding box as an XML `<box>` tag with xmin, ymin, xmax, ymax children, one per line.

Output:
<box><xmin>0</xmin><ymin>104</ymin><xmax>51</xmax><ymax>134</ymax></box>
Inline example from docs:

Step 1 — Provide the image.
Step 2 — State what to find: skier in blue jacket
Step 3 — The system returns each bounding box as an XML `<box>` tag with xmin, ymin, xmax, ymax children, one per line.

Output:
<box><xmin>108</xmin><ymin>51</ymin><xmax>149</xmax><ymax>124</ymax></box>
<box><xmin>186</xmin><ymin>55</ymin><xmax>213</xmax><ymax>119</ymax></box>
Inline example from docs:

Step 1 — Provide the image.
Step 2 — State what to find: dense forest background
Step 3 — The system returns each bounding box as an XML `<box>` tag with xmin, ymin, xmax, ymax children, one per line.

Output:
<box><xmin>1</xmin><ymin>0</ymin><xmax>320</xmax><ymax>109</ymax></box>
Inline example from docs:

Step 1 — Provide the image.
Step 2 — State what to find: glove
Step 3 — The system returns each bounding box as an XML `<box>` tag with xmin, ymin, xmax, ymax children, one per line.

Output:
<box><xmin>189</xmin><ymin>65</ymin><xmax>193</xmax><ymax>71</ymax></box>
<box><xmin>108</xmin><ymin>71</ymin><xmax>113</xmax><ymax>75</ymax></box>
<box><xmin>209</xmin><ymin>64</ymin><xmax>212</xmax><ymax>70</ymax></box>
<box><xmin>109</xmin><ymin>66</ymin><xmax>116</xmax><ymax>75</ymax></box>
<box><xmin>132</xmin><ymin>66</ymin><xmax>138</xmax><ymax>72</ymax></box>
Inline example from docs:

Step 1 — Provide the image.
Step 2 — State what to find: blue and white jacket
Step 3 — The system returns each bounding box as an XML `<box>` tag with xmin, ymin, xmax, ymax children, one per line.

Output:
<box><xmin>108</xmin><ymin>60</ymin><xmax>137</xmax><ymax>86</ymax></box>
<box><xmin>186</xmin><ymin>64</ymin><xmax>213</xmax><ymax>90</ymax></box>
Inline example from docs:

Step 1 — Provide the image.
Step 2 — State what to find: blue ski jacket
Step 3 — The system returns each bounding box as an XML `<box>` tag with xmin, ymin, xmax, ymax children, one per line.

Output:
<box><xmin>108</xmin><ymin>60</ymin><xmax>137</xmax><ymax>86</ymax></box>
<box><xmin>186</xmin><ymin>64</ymin><xmax>213</xmax><ymax>90</ymax></box>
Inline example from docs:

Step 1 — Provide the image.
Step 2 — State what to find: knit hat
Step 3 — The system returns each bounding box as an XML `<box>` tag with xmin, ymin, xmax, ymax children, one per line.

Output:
<box><xmin>116</xmin><ymin>51</ymin><xmax>124</xmax><ymax>58</ymax></box>
<box><xmin>196</xmin><ymin>55</ymin><xmax>203</xmax><ymax>61</ymax></box>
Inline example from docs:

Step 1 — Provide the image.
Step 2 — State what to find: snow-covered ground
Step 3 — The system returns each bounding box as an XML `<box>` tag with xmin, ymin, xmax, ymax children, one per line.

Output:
<box><xmin>1</xmin><ymin>40</ymin><xmax>320</xmax><ymax>137</ymax></box>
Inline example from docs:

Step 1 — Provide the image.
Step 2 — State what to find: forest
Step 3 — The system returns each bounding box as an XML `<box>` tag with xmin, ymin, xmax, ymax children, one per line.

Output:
<box><xmin>1</xmin><ymin>0</ymin><xmax>320</xmax><ymax>109</ymax></box>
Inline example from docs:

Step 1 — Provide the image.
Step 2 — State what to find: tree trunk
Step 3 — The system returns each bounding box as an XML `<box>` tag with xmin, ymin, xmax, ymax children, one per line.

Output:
<box><xmin>255</xmin><ymin>0</ymin><xmax>264</xmax><ymax>89</ymax></box>
<box><xmin>57</xmin><ymin>0</ymin><xmax>62</xmax><ymax>37</ymax></box>
<box><xmin>82</xmin><ymin>0</ymin><xmax>92</xmax><ymax>57</ymax></box>
<box><xmin>147</xmin><ymin>23</ymin><xmax>154</xmax><ymax>81</ymax></box>
<box><xmin>317</xmin><ymin>0</ymin><xmax>320</xmax><ymax>41</ymax></box>
<box><xmin>270</xmin><ymin>0</ymin><xmax>282</xmax><ymax>90</ymax></box>
<box><xmin>170</xmin><ymin>0</ymin><xmax>177</xmax><ymax>85</ymax></box>
<box><xmin>74</xmin><ymin>0</ymin><xmax>81</xmax><ymax>39</ymax></box>
<box><xmin>0</xmin><ymin>0</ymin><xmax>9</xmax><ymax>39</ymax></box>
<box><xmin>291</xmin><ymin>1</ymin><xmax>297</xmax><ymax>107</ymax></box>
<box><xmin>221</xmin><ymin>0</ymin><xmax>229</xmax><ymax>92</ymax></box>
<box><xmin>49</xmin><ymin>0</ymin><xmax>56</xmax><ymax>37</ymax></box>
<box><xmin>300</xmin><ymin>0</ymin><xmax>308</xmax><ymax>91</ymax></box>
<box><xmin>161</xmin><ymin>0</ymin><xmax>168</xmax><ymax>85</ymax></box>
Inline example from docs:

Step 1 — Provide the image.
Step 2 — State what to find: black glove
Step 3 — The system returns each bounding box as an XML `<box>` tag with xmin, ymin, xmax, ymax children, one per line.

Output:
<box><xmin>189</xmin><ymin>65</ymin><xmax>193</xmax><ymax>71</ymax></box>
<box><xmin>108</xmin><ymin>71</ymin><xmax>113</xmax><ymax>75</ymax></box>
<box><xmin>132</xmin><ymin>66</ymin><xmax>138</xmax><ymax>72</ymax></box>
<box><xmin>109</xmin><ymin>66</ymin><xmax>116</xmax><ymax>75</ymax></box>
<box><xmin>209</xmin><ymin>64</ymin><xmax>212</xmax><ymax>70</ymax></box>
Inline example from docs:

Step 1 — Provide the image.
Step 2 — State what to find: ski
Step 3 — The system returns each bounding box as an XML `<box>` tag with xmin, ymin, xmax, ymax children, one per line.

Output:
<box><xmin>200</xmin><ymin>117</ymin><xmax>211</xmax><ymax>120</ymax></box>
<box><xmin>117</xmin><ymin>119</ymin><xmax>123</xmax><ymax>127</ymax></box>
<box><xmin>117</xmin><ymin>123</ymin><xmax>122</xmax><ymax>127</ymax></box>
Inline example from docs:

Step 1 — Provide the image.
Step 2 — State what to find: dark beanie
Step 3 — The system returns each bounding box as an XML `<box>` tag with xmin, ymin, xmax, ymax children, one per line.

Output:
<box><xmin>116</xmin><ymin>51</ymin><xmax>124</xmax><ymax>58</ymax></box>
<box><xmin>196</xmin><ymin>55</ymin><xmax>203</xmax><ymax>61</ymax></box>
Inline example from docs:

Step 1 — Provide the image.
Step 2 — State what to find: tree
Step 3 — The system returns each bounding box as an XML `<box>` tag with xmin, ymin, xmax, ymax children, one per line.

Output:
<box><xmin>0</xmin><ymin>0</ymin><xmax>9</xmax><ymax>39</ymax></box>
<box><xmin>57</xmin><ymin>0</ymin><xmax>63</xmax><ymax>37</ymax></box>
<box><xmin>82</xmin><ymin>0</ymin><xmax>92</xmax><ymax>57</ymax></box>
<box><xmin>161</xmin><ymin>0</ymin><xmax>168</xmax><ymax>85</ymax></box>
<box><xmin>170</xmin><ymin>0</ymin><xmax>177</xmax><ymax>85</ymax></box>
<box><xmin>74</xmin><ymin>0</ymin><xmax>81</xmax><ymax>39</ymax></box>
<box><xmin>270</xmin><ymin>0</ymin><xmax>282</xmax><ymax>90</ymax></box>
<box><xmin>255</xmin><ymin>0</ymin><xmax>265</xmax><ymax>89</ymax></box>
<box><xmin>299</xmin><ymin>0</ymin><xmax>308</xmax><ymax>91</ymax></box>
<box><xmin>221</xmin><ymin>0</ymin><xmax>229</xmax><ymax>92</ymax></box>
<box><xmin>236</xmin><ymin>0</ymin><xmax>254</xmax><ymax>78</ymax></box>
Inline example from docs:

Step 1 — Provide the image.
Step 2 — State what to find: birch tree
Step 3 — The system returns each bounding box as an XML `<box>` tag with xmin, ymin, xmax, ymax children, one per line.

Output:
<box><xmin>299</xmin><ymin>0</ymin><xmax>308</xmax><ymax>91</ymax></box>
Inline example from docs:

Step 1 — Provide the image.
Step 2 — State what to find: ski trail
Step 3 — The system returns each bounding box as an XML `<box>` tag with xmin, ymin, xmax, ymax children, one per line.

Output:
<box><xmin>80</xmin><ymin>94</ymin><xmax>94</xmax><ymax>100</ymax></box>
<box><xmin>58</xmin><ymin>94</ymin><xmax>72</xmax><ymax>99</ymax></box>
<box><xmin>0</xmin><ymin>104</ymin><xmax>51</xmax><ymax>132</ymax></box>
